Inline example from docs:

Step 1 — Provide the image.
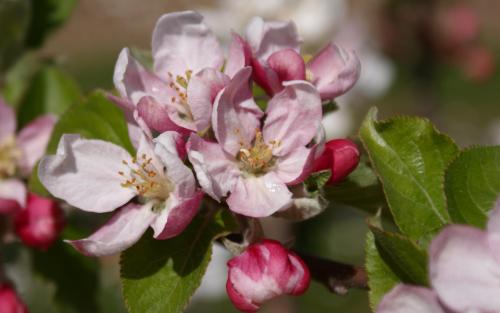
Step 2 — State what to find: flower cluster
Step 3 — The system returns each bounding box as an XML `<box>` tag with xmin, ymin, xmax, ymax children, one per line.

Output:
<box><xmin>38</xmin><ymin>10</ymin><xmax>361</xmax><ymax>311</ymax></box>
<box><xmin>378</xmin><ymin>199</ymin><xmax>500</xmax><ymax>313</ymax></box>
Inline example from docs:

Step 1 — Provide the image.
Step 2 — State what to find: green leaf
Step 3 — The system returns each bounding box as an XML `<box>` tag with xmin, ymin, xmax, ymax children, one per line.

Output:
<box><xmin>322</xmin><ymin>100</ymin><xmax>339</xmax><ymax>115</ymax></box>
<box><xmin>360</xmin><ymin>107</ymin><xmax>459</xmax><ymax>241</ymax></box>
<box><xmin>365</xmin><ymin>232</ymin><xmax>400</xmax><ymax>310</ymax></box>
<box><xmin>28</xmin><ymin>90</ymin><xmax>134</xmax><ymax>196</ymax></box>
<box><xmin>2</xmin><ymin>53</ymin><xmax>41</xmax><ymax>108</ymax></box>
<box><xmin>445</xmin><ymin>146</ymin><xmax>500</xmax><ymax>227</ymax></box>
<box><xmin>304</xmin><ymin>170</ymin><xmax>331</xmax><ymax>194</ymax></box>
<box><xmin>0</xmin><ymin>0</ymin><xmax>30</xmax><ymax>72</ymax></box>
<box><xmin>18</xmin><ymin>64</ymin><xmax>81</xmax><ymax>127</ymax></box>
<box><xmin>370</xmin><ymin>225</ymin><xmax>428</xmax><ymax>286</ymax></box>
<box><xmin>121</xmin><ymin>209</ymin><xmax>237</xmax><ymax>313</ymax></box>
<box><xmin>25</xmin><ymin>0</ymin><xmax>78</xmax><ymax>48</ymax></box>
<box><xmin>31</xmin><ymin>240</ymin><xmax>100</xmax><ymax>313</ymax></box>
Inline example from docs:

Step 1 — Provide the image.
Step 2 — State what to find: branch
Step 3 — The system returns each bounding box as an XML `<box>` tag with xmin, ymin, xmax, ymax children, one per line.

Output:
<box><xmin>295</xmin><ymin>252</ymin><xmax>368</xmax><ymax>295</ymax></box>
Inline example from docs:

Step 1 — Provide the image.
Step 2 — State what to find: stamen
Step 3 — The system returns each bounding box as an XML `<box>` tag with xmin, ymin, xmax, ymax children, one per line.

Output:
<box><xmin>0</xmin><ymin>136</ymin><xmax>22</xmax><ymax>179</ymax></box>
<box><xmin>237</xmin><ymin>129</ymin><xmax>276</xmax><ymax>175</ymax></box>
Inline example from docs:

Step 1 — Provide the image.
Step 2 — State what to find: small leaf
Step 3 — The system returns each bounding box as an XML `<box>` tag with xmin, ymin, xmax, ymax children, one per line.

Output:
<box><xmin>304</xmin><ymin>170</ymin><xmax>331</xmax><ymax>193</ymax></box>
<box><xmin>445</xmin><ymin>146</ymin><xmax>500</xmax><ymax>227</ymax></box>
<box><xmin>17</xmin><ymin>64</ymin><xmax>81</xmax><ymax>127</ymax></box>
<box><xmin>360</xmin><ymin>107</ymin><xmax>459</xmax><ymax>241</ymax></box>
<box><xmin>121</xmin><ymin>209</ymin><xmax>237</xmax><ymax>313</ymax></box>
<box><xmin>322</xmin><ymin>100</ymin><xmax>339</xmax><ymax>115</ymax></box>
<box><xmin>365</xmin><ymin>232</ymin><xmax>400</xmax><ymax>310</ymax></box>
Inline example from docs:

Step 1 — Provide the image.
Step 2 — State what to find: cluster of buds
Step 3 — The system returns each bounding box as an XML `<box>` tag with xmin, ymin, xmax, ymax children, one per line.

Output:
<box><xmin>37</xmin><ymin>10</ymin><xmax>361</xmax><ymax>311</ymax></box>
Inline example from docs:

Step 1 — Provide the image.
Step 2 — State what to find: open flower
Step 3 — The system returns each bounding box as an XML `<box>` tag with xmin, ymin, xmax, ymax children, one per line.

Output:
<box><xmin>226</xmin><ymin>239</ymin><xmax>310</xmax><ymax>312</ymax></box>
<box><xmin>227</xmin><ymin>17</ymin><xmax>361</xmax><ymax>101</ymax></box>
<box><xmin>0</xmin><ymin>97</ymin><xmax>56</xmax><ymax>213</ymax></box>
<box><xmin>188</xmin><ymin>67</ymin><xmax>322</xmax><ymax>217</ymax></box>
<box><xmin>38</xmin><ymin>132</ymin><xmax>203</xmax><ymax>256</ymax></box>
<box><xmin>110</xmin><ymin>10</ymin><xmax>231</xmax><ymax>139</ymax></box>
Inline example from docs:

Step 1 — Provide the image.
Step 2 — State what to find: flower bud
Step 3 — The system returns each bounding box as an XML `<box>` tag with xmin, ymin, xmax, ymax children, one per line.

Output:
<box><xmin>312</xmin><ymin>139</ymin><xmax>360</xmax><ymax>184</ymax></box>
<box><xmin>14</xmin><ymin>193</ymin><xmax>64</xmax><ymax>250</ymax></box>
<box><xmin>0</xmin><ymin>283</ymin><xmax>28</xmax><ymax>313</ymax></box>
<box><xmin>226</xmin><ymin>239</ymin><xmax>310</xmax><ymax>312</ymax></box>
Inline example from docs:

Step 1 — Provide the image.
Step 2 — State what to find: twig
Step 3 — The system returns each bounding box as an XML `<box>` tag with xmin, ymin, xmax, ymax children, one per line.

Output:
<box><xmin>295</xmin><ymin>252</ymin><xmax>368</xmax><ymax>295</ymax></box>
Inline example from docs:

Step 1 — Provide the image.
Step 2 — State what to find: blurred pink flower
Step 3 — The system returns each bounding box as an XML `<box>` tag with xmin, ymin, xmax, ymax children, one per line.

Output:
<box><xmin>312</xmin><ymin>139</ymin><xmax>360</xmax><ymax>184</ymax></box>
<box><xmin>0</xmin><ymin>97</ymin><xmax>56</xmax><ymax>214</ymax></box>
<box><xmin>0</xmin><ymin>283</ymin><xmax>28</xmax><ymax>313</ymax></box>
<box><xmin>226</xmin><ymin>239</ymin><xmax>310</xmax><ymax>312</ymax></box>
<box><xmin>38</xmin><ymin>132</ymin><xmax>202</xmax><ymax>256</ymax></box>
<box><xmin>188</xmin><ymin>67</ymin><xmax>323</xmax><ymax>217</ymax></box>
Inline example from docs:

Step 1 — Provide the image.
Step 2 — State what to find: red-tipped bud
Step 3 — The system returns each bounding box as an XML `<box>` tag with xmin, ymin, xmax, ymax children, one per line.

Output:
<box><xmin>312</xmin><ymin>139</ymin><xmax>360</xmax><ymax>184</ymax></box>
<box><xmin>226</xmin><ymin>239</ymin><xmax>310</xmax><ymax>312</ymax></box>
<box><xmin>14</xmin><ymin>193</ymin><xmax>64</xmax><ymax>250</ymax></box>
<box><xmin>0</xmin><ymin>283</ymin><xmax>28</xmax><ymax>313</ymax></box>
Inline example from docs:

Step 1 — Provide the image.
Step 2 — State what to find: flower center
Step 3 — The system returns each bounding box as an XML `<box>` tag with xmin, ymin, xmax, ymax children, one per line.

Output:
<box><xmin>167</xmin><ymin>70</ymin><xmax>194</xmax><ymax>122</ymax></box>
<box><xmin>118</xmin><ymin>154</ymin><xmax>173</xmax><ymax>201</ymax></box>
<box><xmin>237</xmin><ymin>130</ymin><xmax>278</xmax><ymax>175</ymax></box>
<box><xmin>0</xmin><ymin>135</ymin><xmax>21</xmax><ymax>179</ymax></box>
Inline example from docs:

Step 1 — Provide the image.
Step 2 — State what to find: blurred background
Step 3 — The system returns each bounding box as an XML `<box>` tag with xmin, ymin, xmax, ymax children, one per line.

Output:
<box><xmin>1</xmin><ymin>0</ymin><xmax>499</xmax><ymax>312</ymax></box>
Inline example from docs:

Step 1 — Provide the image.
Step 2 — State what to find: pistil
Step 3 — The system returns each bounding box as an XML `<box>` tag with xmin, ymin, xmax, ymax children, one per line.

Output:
<box><xmin>238</xmin><ymin>130</ymin><xmax>278</xmax><ymax>175</ymax></box>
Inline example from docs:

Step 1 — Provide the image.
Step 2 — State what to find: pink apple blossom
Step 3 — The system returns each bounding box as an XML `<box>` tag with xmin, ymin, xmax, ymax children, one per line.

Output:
<box><xmin>38</xmin><ymin>132</ymin><xmax>203</xmax><ymax>256</ymax></box>
<box><xmin>226</xmin><ymin>17</ymin><xmax>361</xmax><ymax>101</ymax></box>
<box><xmin>226</xmin><ymin>239</ymin><xmax>310</xmax><ymax>312</ymax></box>
<box><xmin>110</xmin><ymin>10</ymin><xmax>231</xmax><ymax>139</ymax></box>
<box><xmin>0</xmin><ymin>283</ymin><xmax>28</xmax><ymax>313</ymax></box>
<box><xmin>0</xmin><ymin>97</ymin><xmax>56</xmax><ymax>214</ymax></box>
<box><xmin>188</xmin><ymin>67</ymin><xmax>323</xmax><ymax>217</ymax></box>
<box><xmin>312</xmin><ymin>139</ymin><xmax>360</xmax><ymax>184</ymax></box>
<box><xmin>14</xmin><ymin>193</ymin><xmax>64</xmax><ymax>250</ymax></box>
<box><xmin>377</xmin><ymin>285</ymin><xmax>448</xmax><ymax>313</ymax></box>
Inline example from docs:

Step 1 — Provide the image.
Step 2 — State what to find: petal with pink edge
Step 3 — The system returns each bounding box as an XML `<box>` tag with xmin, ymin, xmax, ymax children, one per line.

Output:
<box><xmin>430</xmin><ymin>225</ymin><xmax>500</xmax><ymax>313</ymax></box>
<box><xmin>136</xmin><ymin>96</ymin><xmax>191</xmax><ymax>133</ymax></box>
<box><xmin>245</xmin><ymin>17</ymin><xmax>301</xmax><ymax>62</ymax></box>
<box><xmin>307</xmin><ymin>43</ymin><xmax>361</xmax><ymax>101</ymax></box>
<box><xmin>267</xmin><ymin>48</ymin><xmax>306</xmax><ymax>82</ymax></box>
<box><xmin>0</xmin><ymin>97</ymin><xmax>16</xmax><ymax>143</ymax></box>
<box><xmin>274</xmin><ymin>146</ymin><xmax>314</xmax><ymax>185</ymax></box>
<box><xmin>38</xmin><ymin>134</ymin><xmax>136</xmax><ymax>213</ymax></box>
<box><xmin>224</xmin><ymin>33</ymin><xmax>252</xmax><ymax>78</ymax></box>
<box><xmin>263</xmin><ymin>81</ymin><xmax>322</xmax><ymax>156</ymax></box>
<box><xmin>0</xmin><ymin>179</ymin><xmax>26</xmax><ymax>213</ymax></box>
<box><xmin>187</xmin><ymin>134</ymin><xmax>240</xmax><ymax>201</ymax></box>
<box><xmin>377</xmin><ymin>285</ymin><xmax>446</xmax><ymax>313</ymax></box>
<box><xmin>212</xmin><ymin>67</ymin><xmax>263</xmax><ymax>156</ymax></box>
<box><xmin>16</xmin><ymin>115</ymin><xmax>56</xmax><ymax>176</ymax></box>
<box><xmin>152</xmin><ymin>11</ymin><xmax>223</xmax><ymax>79</ymax></box>
<box><xmin>187</xmin><ymin>68</ymin><xmax>229</xmax><ymax>132</ymax></box>
<box><xmin>227</xmin><ymin>172</ymin><xmax>292</xmax><ymax>218</ymax></box>
<box><xmin>66</xmin><ymin>202</ymin><xmax>157</xmax><ymax>257</ymax></box>
<box><xmin>250</xmin><ymin>57</ymin><xmax>283</xmax><ymax>96</ymax></box>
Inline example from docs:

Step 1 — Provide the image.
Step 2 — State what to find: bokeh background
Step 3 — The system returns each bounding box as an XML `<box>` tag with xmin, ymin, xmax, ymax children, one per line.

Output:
<box><xmin>1</xmin><ymin>0</ymin><xmax>499</xmax><ymax>312</ymax></box>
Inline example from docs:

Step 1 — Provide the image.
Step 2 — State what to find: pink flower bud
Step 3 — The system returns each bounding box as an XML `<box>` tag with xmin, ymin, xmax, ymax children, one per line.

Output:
<box><xmin>226</xmin><ymin>239</ymin><xmax>310</xmax><ymax>312</ymax></box>
<box><xmin>0</xmin><ymin>283</ymin><xmax>28</xmax><ymax>313</ymax></box>
<box><xmin>312</xmin><ymin>139</ymin><xmax>360</xmax><ymax>184</ymax></box>
<box><xmin>14</xmin><ymin>193</ymin><xmax>64</xmax><ymax>250</ymax></box>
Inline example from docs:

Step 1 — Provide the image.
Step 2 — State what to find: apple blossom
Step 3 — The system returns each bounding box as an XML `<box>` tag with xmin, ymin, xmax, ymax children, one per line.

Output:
<box><xmin>226</xmin><ymin>239</ymin><xmax>310</xmax><ymax>312</ymax></box>
<box><xmin>110</xmin><ymin>10</ymin><xmax>231</xmax><ymax>138</ymax></box>
<box><xmin>188</xmin><ymin>67</ymin><xmax>323</xmax><ymax>217</ymax></box>
<box><xmin>0</xmin><ymin>283</ymin><xmax>28</xmax><ymax>313</ymax></box>
<box><xmin>377</xmin><ymin>285</ymin><xmax>448</xmax><ymax>313</ymax></box>
<box><xmin>0</xmin><ymin>97</ymin><xmax>56</xmax><ymax>214</ymax></box>
<box><xmin>38</xmin><ymin>132</ymin><xmax>203</xmax><ymax>256</ymax></box>
<box><xmin>312</xmin><ymin>139</ymin><xmax>360</xmax><ymax>184</ymax></box>
<box><xmin>14</xmin><ymin>193</ymin><xmax>64</xmax><ymax>250</ymax></box>
<box><xmin>226</xmin><ymin>17</ymin><xmax>361</xmax><ymax>101</ymax></box>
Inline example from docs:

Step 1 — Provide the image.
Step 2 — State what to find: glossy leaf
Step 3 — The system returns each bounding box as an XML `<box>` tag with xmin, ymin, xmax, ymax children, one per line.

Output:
<box><xmin>121</xmin><ymin>210</ymin><xmax>237</xmax><ymax>313</ymax></box>
<box><xmin>445</xmin><ymin>146</ymin><xmax>500</xmax><ymax>227</ymax></box>
<box><xmin>360</xmin><ymin>108</ymin><xmax>459</xmax><ymax>240</ymax></box>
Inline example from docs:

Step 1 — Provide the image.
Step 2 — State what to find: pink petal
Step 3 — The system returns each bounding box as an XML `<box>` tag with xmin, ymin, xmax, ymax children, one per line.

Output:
<box><xmin>66</xmin><ymin>202</ymin><xmax>157</xmax><ymax>257</ymax></box>
<box><xmin>224</xmin><ymin>32</ymin><xmax>252</xmax><ymax>78</ymax></box>
<box><xmin>0</xmin><ymin>283</ymin><xmax>28</xmax><ymax>313</ymax></box>
<box><xmin>250</xmin><ymin>57</ymin><xmax>283</xmax><ymax>96</ymax></box>
<box><xmin>430</xmin><ymin>225</ymin><xmax>500</xmax><ymax>312</ymax></box>
<box><xmin>38</xmin><ymin>135</ymin><xmax>136</xmax><ymax>213</ymax></box>
<box><xmin>312</xmin><ymin>139</ymin><xmax>360</xmax><ymax>184</ymax></box>
<box><xmin>263</xmin><ymin>81</ymin><xmax>322</xmax><ymax>156</ymax></box>
<box><xmin>227</xmin><ymin>173</ymin><xmax>292</xmax><ymax>218</ymax></box>
<box><xmin>187</xmin><ymin>68</ymin><xmax>230</xmax><ymax>132</ymax></box>
<box><xmin>136</xmin><ymin>96</ymin><xmax>191</xmax><ymax>134</ymax></box>
<box><xmin>307</xmin><ymin>43</ymin><xmax>361</xmax><ymax>101</ymax></box>
<box><xmin>113</xmin><ymin>48</ymin><xmax>170</xmax><ymax>105</ymax></box>
<box><xmin>267</xmin><ymin>48</ymin><xmax>306</xmax><ymax>82</ymax></box>
<box><xmin>0</xmin><ymin>179</ymin><xmax>26</xmax><ymax>213</ymax></box>
<box><xmin>152</xmin><ymin>11</ymin><xmax>223</xmax><ymax>79</ymax></box>
<box><xmin>274</xmin><ymin>146</ymin><xmax>314</xmax><ymax>185</ymax></box>
<box><xmin>187</xmin><ymin>134</ymin><xmax>240</xmax><ymax>201</ymax></box>
<box><xmin>153</xmin><ymin>191</ymin><xmax>203</xmax><ymax>240</ymax></box>
<box><xmin>212</xmin><ymin>67</ymin><xmax>263</xmax><ymax>156</ymax></box>
<box><xmin>0</xmin><ymin>97</ymin><xmax>16</xmax><ymax>143</ymax></box>
<box><xmin>487</xmin><ymin>199</ymin><xmax>500</xmax><ymax>261</ymax></box>
<box><xmin>16</xmin><ymin>114</ymin><xmax>56</xmax><ymax>176</ymax></box>
<box><xmin>245</xmin><ymin>17</ymin><xmax>301</xmax><ymax>62</ymax></box>
<box><xmin>377</xmin><ymin>285</ymin><xmax>446</xmax><ymax>313</ymax></box>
